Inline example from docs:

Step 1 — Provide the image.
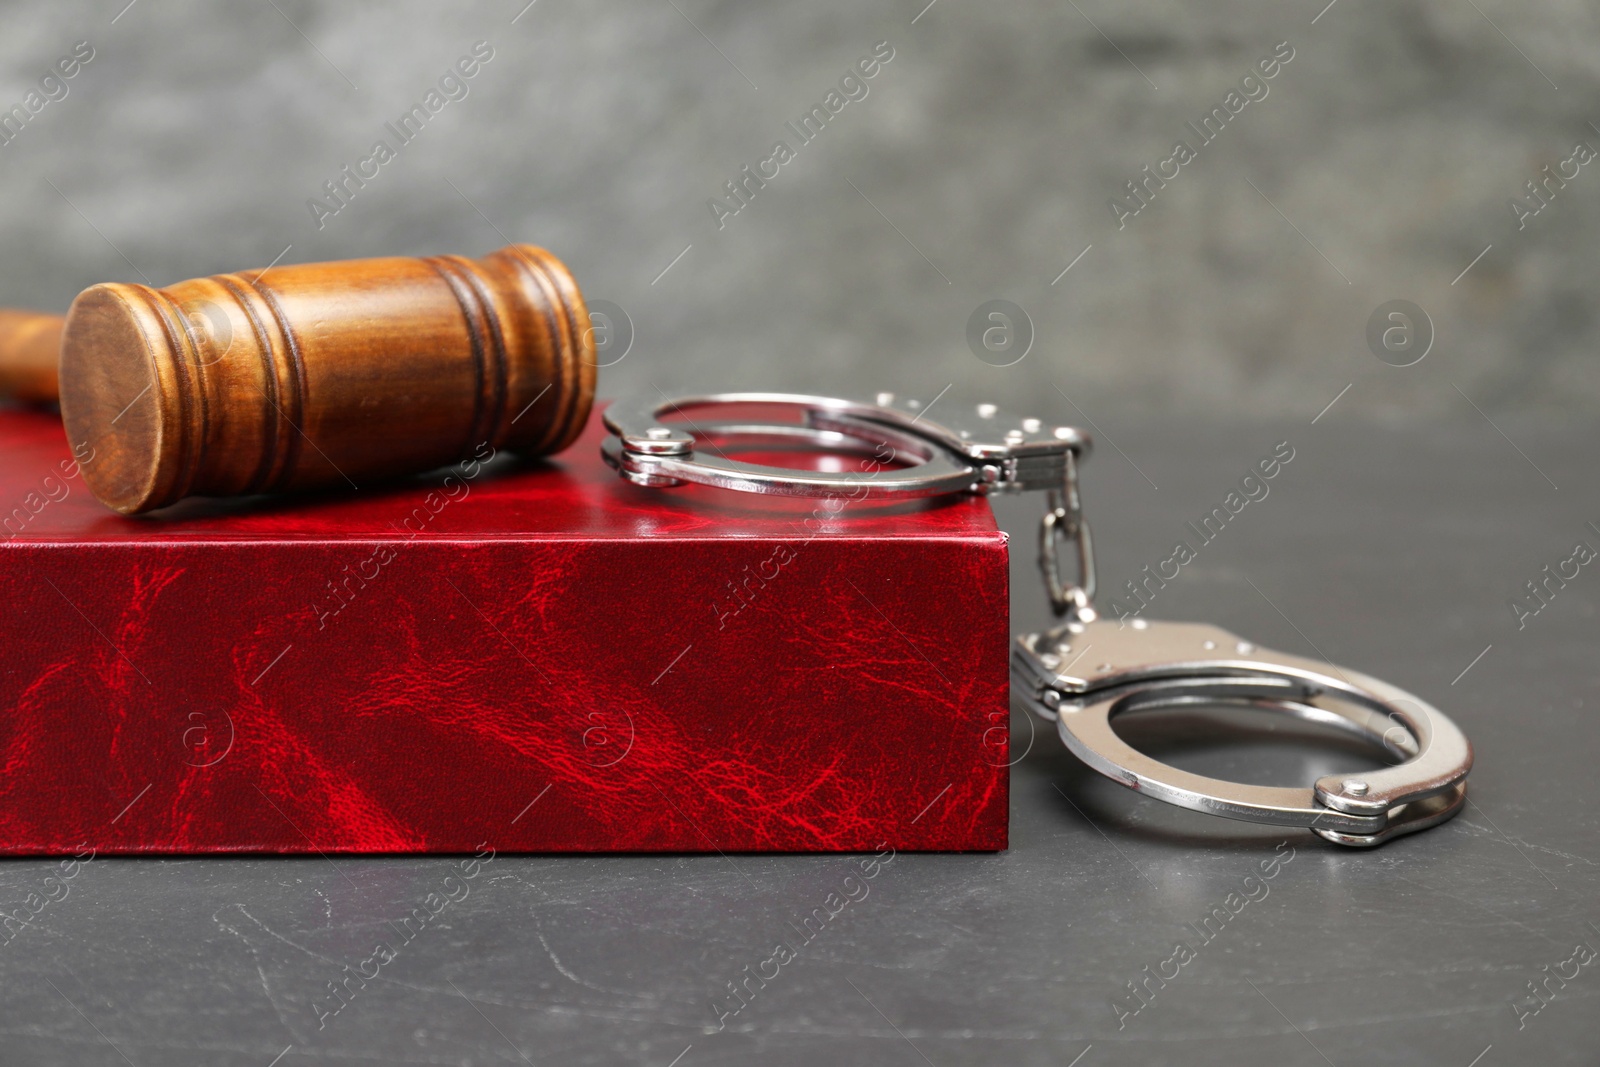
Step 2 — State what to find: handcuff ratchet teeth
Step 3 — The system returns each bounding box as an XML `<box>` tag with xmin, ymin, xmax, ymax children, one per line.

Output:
<box><xmin>603</xmin><ymin>392</ymin><xmax>1474</xmax><ymax>847</ymax></box>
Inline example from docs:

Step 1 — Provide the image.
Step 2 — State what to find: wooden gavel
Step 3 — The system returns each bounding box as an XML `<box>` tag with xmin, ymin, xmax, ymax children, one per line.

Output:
<box><xmin>0</xmin><ymin>245</ymin><xmax>596</xmax><ymax>514</ymax></box>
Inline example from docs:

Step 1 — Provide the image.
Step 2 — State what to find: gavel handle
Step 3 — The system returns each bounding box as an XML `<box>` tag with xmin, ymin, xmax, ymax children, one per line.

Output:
<box><xmin>0</xmin><ymin>310</ymin><xmax>64</xmax><ymax>405</ymax></box>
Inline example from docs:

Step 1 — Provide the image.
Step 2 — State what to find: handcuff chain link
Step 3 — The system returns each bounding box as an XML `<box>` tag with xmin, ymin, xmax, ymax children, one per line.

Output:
<box><xmin>1038</xmin><ymin>447</ymin><xmax>1098</xmax><ymax>621</ymax></box>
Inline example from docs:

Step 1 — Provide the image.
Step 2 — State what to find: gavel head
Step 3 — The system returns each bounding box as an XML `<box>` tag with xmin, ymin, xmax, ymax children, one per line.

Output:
<box><xmin>59</xmin><ymin>244</ymin><xmax>596</xmax><ymax>514</ymax></box>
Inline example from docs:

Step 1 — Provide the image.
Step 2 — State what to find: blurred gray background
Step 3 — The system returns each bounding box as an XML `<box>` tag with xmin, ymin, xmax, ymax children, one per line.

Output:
<box><xmin>0</xmin><ymin>0</ymin><xmax>1594</xmax><ymax>428</ymax></box>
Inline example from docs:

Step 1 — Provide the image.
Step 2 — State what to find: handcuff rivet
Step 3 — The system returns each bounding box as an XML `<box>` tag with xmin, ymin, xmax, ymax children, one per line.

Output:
<box><xmin>1202</xmin><ymin>640</ymin><xmax>1217</xmax><ymax>650</ymax></box>
<box><xmin>1343</xmin><ymin>780</ymin><xmax>1370</xmax><ymax>796</ymax></box>
<box><xmin>646</xmin><ymin>427</ymin><xmax>674</xmax><ymax>440</ymax></box>
<box><xmin>1236</xmin><ymin>641</ymin><xmax>1255</xmax><ymax>654</ymax></box>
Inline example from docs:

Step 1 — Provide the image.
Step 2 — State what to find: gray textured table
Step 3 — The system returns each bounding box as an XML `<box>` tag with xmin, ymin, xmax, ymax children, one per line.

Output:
<box><xmin>1</xmin><ymin>415</ymin><xmax>1594</xmax><ymax>1067</ymax></box>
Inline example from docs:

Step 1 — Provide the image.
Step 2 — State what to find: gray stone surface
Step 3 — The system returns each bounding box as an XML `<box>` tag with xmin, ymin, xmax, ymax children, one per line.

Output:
<box><xmin>1</xmin><ymin>415</ymin><xmax>1596</xmax><ymax>1065</ymax></box>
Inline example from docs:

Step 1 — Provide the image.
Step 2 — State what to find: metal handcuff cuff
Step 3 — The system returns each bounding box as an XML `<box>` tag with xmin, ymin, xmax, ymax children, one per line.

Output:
<box><xmin>602</xmin><ymin>393</ymin><xmax>1474</xmax><ymax>848</ymax></box>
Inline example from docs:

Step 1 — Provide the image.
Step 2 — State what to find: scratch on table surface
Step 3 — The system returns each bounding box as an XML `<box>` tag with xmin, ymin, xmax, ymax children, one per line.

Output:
<box><xmin>1450</xmin><ymin>818</ymin><xmax>1598</xmax><ymax>867</ymax></box>
<box><xmin>758</xmin><ymin>996</ymin><xmax>1509</xmax><ymax>1043</ymax></box>
<box><xmin>749</xmin><ymin>1023</ymin><xmax>1047</xmax><ymax>1040</ymax></box>
<box><xmin>214</xmin><ymin>904</ymin><xmax>346</xmax><ymax>970</ymax></box>
<box><xmin>212</xmin><ymin>904</ymin><xmax>687</xmax><ymax>1026</ymax></box>
<box><xmin>211</xmin><ymin>905</ymin><xmax>315</xmax><ymax>1036</ymax></box>
<box><xmin>1109</xmin><ymin>996</ymin><xmax>1563</xmax><ymax>1041</ymax></box>
<box><xmin>538</xmin><ymin>930</ymin><xmax>651</xmax><ymax>998</ymax></box>
<box><xmin>0</xmin><ymin>1024</ymin><xmax>490</xmax><ymax>1063</ymax></box>
<box><xmin>253</xmin><ymin>964</ymin><xmax>279</xmax><ymax>1016</ymax></box>
<box><xmin>1385</xmin><ymin>870</ymin><xmax>1570</xmax><ymax>953</ymax></box>
<box><xmin>484</xmin><ymin>872</ymin><xmax>560</xmax><ymax>899</ymax></box>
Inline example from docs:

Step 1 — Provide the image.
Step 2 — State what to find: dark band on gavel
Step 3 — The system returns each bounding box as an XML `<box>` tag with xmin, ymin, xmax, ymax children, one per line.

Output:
<box><xmin>0</xmin><ymin>244</ymin><xmax>597</xmax><ymax>514</ymax></box>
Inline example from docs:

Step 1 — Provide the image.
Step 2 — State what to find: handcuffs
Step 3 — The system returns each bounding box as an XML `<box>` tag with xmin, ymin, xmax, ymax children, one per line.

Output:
<box><xmin>603</xmin><ymin>393</ymin><xmax>1473</xmax><ymax>847</ymax></box>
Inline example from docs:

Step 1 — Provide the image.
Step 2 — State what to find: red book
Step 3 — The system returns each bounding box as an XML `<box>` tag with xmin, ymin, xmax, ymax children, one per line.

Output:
<box><xmin>0</xmin><ymin>406</ymin><xmax>1008</xmax><ymax>853</ymax></box>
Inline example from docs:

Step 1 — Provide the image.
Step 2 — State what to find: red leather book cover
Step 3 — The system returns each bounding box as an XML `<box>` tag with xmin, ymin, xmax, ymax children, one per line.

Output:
<box><xmin>0</xmin><ymin>406</ymin><xmax>1008</xmax><ymax>854</ymax></box>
